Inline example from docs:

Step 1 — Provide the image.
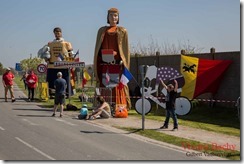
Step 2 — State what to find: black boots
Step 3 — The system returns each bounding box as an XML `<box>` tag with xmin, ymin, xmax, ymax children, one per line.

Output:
<box><xmin>160</xmin><ymin>125</ymin><xmax>178</xmax><ymax>131</ymax></box>
<box><xmin>160</xmin><ymin>125</ymin><xmax>168</xmax><ymax>129</ymax></box>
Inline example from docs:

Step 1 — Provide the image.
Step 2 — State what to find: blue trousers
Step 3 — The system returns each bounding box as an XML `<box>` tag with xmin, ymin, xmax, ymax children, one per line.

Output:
<box><xmin>164</xmin><ymin>109</ymin><xmax>178</xmax><ymax>128</ymax></box>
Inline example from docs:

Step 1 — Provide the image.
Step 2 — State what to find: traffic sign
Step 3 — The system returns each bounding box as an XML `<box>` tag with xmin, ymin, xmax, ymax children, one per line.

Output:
<box><xmin>15</xmin><ymin>63</ymin><xmax>22</xmax><ymax>71</ymax></box>
<box><xmin>37</xmin><ymin>64</ymin><xmax>47</xmax><ymax>73</ymax></box>
<box><xmin>54</xmin><ymin>61</ymin><xmax>85</xmax><ymax>68</ymax></box>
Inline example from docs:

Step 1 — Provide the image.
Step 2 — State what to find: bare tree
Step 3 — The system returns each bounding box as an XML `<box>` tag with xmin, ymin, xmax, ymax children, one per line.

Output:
<box><xmin>130</xmin><ymin>36</ymin><xmax>204</xmax><ymax>56</ymax></box>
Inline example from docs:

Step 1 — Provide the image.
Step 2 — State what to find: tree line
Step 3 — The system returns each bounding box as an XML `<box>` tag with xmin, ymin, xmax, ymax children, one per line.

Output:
<box><xmin>0</xmin><ymin>38</ymin><xmax>202</xmax><ymax>75</ymax></box>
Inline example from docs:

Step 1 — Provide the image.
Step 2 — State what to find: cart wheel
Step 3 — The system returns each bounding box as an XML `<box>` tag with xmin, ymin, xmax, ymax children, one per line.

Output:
<box><xmin>175</xmin><ymin>96</ymin><xmax>192</xmax><ymax>116</ymax></box>
<box><xmin>135</xmin><ymin>98</ymin><xmax>151</xmax><ymax>115</ymax></box>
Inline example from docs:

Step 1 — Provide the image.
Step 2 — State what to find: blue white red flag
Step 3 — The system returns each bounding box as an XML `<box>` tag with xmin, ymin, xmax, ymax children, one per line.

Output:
<box><xmin>74</xmin><ymin>50</ymin><xmax>79</xmax><ymax>58</ymax></box>
<box><xmin>118</xmin><ymin>67</ymin><xmax>133</xmax><ymax>89</ymax></box>
<box><xmin>57</xmin><ymin>53</ymin><xmax>64</xmax><ymax>61</ymax></box>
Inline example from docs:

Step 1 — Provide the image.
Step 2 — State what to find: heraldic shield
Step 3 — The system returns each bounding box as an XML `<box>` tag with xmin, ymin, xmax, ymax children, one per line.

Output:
<box><xmin>101</xmin><ymin>49</ymin><xmax>114</xmax><ymax>63</ymax></box>
<box><xmin>102</xmin><ymin>64</ymin><xmax>120</xmax><ymax>88</ymax></box>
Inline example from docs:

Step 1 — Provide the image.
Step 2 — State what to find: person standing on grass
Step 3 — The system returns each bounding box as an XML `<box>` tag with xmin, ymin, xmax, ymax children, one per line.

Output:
<box><xmin>160</xmin><ymin>79</ymin><xmax>178</xmax><ymax>131</ymax></box>
<box><xmin>52</xmin><ymin>72</ymin><xmax>67</xmax><ymax>118</ymax></box>
<box><xmin>2</xmin><ymin>68</ymin><xmax>15</xmax><ymax>102</ymax></box>
<box><xmin>26</xmin><ymin>70</ymin><xmax>38</xmax><ymax>101</ymax></box>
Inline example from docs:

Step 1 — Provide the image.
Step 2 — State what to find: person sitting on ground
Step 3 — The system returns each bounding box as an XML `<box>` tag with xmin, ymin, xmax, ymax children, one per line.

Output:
<box><xmin>78</xmin><ymin>93</ymin><xmax>88</xmax><ymax>102</ymax></box>
<box><xmin>78</xmin><ymin>104</ymin><xmax>88</xmax><ymax>119</ymax></box>
<box><xmin>86</xmin><ymin>96</ymin><xmax>111</xmax><ymax>120</ymax></box>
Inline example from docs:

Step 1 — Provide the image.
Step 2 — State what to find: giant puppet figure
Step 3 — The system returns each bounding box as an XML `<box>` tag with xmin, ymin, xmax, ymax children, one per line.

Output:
<box><xmin>38</xmin><ymin>27</ymin><xmax>76</xmax><ymax>96</ymax></box>
<box><xmin>94</xmin><ymin>8</ymin><xmax>131</xmax><ymax>109</ymax></box>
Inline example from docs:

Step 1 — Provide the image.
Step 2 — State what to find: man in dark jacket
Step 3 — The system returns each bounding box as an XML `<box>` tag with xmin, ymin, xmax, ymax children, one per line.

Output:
<box><xmin>160</xmin><ymin>79</ymin><xmax>178</xmax><ymax>131</ymax></box>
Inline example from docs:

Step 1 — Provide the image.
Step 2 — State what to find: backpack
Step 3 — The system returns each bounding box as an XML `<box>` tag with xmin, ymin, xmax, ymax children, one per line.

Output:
<box><xmin>114</xmin><ymin>104</ymin><xmax>128</xmax><ymax>118</ymax></box>
<box><xmin>66</xmin><ymin>104</ymin><xmax>78</xmax><ymax>111</ymax></box>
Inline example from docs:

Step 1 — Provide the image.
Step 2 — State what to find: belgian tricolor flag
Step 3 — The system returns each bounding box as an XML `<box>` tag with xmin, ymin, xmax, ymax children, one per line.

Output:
<box><xmin>180</xmin><ymin>55</ymin><xmax>232</xmax><ymax>99</ymax></box>
<box><xmin>82</xmin><ymin>69</ymin><xmax>91</xmax><ymax>87</ymax></box>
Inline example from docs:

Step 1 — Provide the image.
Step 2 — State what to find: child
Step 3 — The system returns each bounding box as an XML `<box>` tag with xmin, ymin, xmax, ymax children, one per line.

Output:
<box><xmin>78</xmin><ymin>104</ymin><xmax>88</xmax><ymax>119</ymax></box>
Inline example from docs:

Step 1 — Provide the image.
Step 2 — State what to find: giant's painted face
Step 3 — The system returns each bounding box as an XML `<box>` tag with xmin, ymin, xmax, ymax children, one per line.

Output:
<box><xmin>108</xmin><ymin>12</ymin><xmax>119</xmax><ymax>26</ymax></box>
<box><xmin>54</xmin><ymin>30</ymin><xmax>62</xmax><ymax>40</ymax></box>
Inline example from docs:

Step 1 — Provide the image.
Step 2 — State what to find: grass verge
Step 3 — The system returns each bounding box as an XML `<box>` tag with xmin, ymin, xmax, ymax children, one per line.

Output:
<box><xmin>128</xmin><ymin>107</ymin><xmax>240</xmax><ymax>137</ymax></box>
<box><xmin>117</xmin><ymin>127</ymin><xmax>240</xmax><ymax>160</ymax></box>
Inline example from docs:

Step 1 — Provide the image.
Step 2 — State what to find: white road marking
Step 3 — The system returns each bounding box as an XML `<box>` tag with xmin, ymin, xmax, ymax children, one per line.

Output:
<box><xmin>15</xmin><ymin>137</ymin><xmax>55</xmax><ymax>160</ymax></box>
<box><xmin>22</xmin><ymin>119</ymin><xmax>38</xmax><ymax>126</ymax></box>
<box><xmin>0</xmin><ymin>126</ymin><xmax>5</xmax><ymax>131</ymax></box>
<box><xmin>54</xmin><ymin>118</ymin><xmax>77</xmax><ymax>126</ymax></box>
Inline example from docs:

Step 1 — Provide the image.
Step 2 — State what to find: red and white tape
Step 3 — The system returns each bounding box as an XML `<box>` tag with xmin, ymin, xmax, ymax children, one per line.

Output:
<box><xmin>84</xmin><ymin>95</ymin><xmax>237</xmax><ymax>103</ymax></box>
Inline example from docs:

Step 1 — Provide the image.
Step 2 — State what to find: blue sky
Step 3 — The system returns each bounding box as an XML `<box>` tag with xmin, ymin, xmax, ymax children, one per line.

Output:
<box><xmin>0</xmin><ymin>0</ymin><xmax>240</xmax><ymax>68</ymax></box>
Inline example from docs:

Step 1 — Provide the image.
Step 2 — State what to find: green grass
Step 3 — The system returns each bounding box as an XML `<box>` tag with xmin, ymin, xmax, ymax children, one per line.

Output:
<box><xmin>118</xmin><ymin>127</ymin><xmax>240</xmax><ymax>160</ymax></box>
<box><xmin>41</xmin><ymin>93</ymin><xmax>94</xmax><ymax>110</ymax></box>
<box><xmin>128</xmin><ymin>106</ymin><xmax>240</xmax><ymax>137</ymax></box>
<box><xmin>15</xmin><ymin>75</ymin><xmax>94</xmax><ymax>109</ymax></box>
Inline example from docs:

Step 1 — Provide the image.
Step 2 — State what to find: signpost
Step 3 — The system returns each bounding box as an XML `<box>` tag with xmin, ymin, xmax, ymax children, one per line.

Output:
<box><xmin>54</xmin><ymin>61</ymin><xmax>85</xmax><ymax>68</ymax></box>
<box><xmin>37</xmin><ymin>64</ymin><xmax>47</xmax><ymax>73</ymax></box>
<box><xmin>139</xmin><ymin>65</ymin><xmax>149</xmax><ymax>130</ymax></box>
<box><xmin>15</xmin><ymin>63</ymin><xmax>22</xmax><ymax>72</ymax></box>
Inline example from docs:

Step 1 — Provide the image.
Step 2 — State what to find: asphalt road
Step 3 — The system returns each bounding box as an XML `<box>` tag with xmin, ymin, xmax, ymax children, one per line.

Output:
<box><xmin>0</xmin><ymin>78</ymin><xmax>204</xmax><ymax>161</ymax></box>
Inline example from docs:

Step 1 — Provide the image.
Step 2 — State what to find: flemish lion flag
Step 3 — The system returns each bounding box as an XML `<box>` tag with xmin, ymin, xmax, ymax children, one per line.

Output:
<box><xmin>181</xmin><ymin>55</ymin><xmax>232</xmax><ymax>99</ymax></box>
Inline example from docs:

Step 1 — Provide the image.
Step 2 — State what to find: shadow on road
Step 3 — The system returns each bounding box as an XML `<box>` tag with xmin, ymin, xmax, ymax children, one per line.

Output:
<box><xmin>126</xmin><ymin>129</ymin><xmax>142</xmax><ymax>134</ymax></box>
<box><xmin>80</xmin><ymin>130</ymin><xmax>117</xmax><ymax>134</ymax></box>
<box><xmin>13</xmin><ymin>108</ymin><xmax>51</xmax><ymax>112</ymax></box>
<box><xmin>80</xmin><ymin>128</ymin><xmax>145</xmax><ymax>135</ymax></box>
<box><xmin>37</xmin><ymin>104</ymin><xmax>54</xmax><ymax>109</ymax></box>
<box><xmin>17</xmin><ymin>114</ymin><xmax>52</xmax><ymax>117</ymax></box>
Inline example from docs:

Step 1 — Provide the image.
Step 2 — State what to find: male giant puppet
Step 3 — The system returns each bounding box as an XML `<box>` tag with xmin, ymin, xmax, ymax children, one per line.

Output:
<box><xmin>38</xmin><ymin>27</ymin><xmax>76</xmax><ymax>96</ymax></box>
<box><xmin>94</xmin><ymin>8</ymin><xmax>131</xmax><ymax>109</ymax></box>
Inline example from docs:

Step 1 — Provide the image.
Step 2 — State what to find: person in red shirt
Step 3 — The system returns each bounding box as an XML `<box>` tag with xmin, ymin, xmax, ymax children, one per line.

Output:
<box><xmin>2</xmin><ymin>68</ymin><xmax>15</xmax><ymax>102</ymax></box>
<box><xmin>26</xmin><ymin>70</ymin><xmax>38</xmax><ymax>101</ymax></box>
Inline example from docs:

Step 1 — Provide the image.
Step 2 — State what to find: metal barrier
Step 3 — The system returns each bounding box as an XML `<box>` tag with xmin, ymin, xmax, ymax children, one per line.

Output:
<box><xmin>94</xmin><ymin>87</ymin><xmax>113</xmax><ymax>106</ymax></box>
